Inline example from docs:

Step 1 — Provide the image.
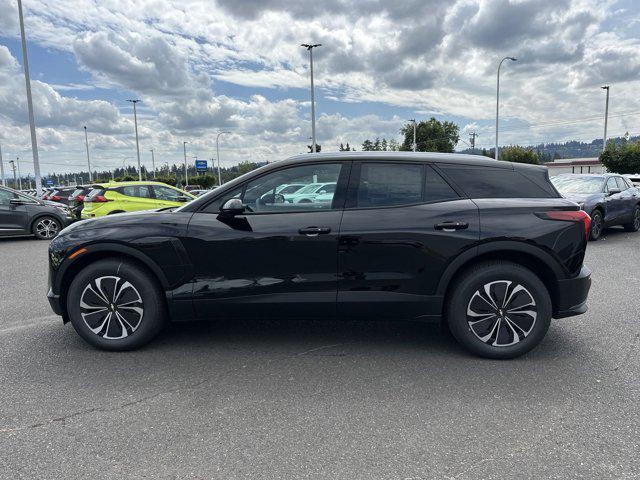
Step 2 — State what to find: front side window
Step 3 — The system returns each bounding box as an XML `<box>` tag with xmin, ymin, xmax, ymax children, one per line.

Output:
<box><xmin>241</xmin><ymin>163</ymin><xmax>342</xmax><ymax>213</ymax></box>
<box><xmin>356</xmin><ymin>163</ymin><xmax>422</xmax><ymax>207</ymax></box>
<box><xmin>154</xmin><ymin>186</ymin><xmax>183</xmax><ymax>201</ymax></box>
<box><xmin>615</xmin><ymin>177</ymin><xmax>628</xmax><ymax>191</ymax></box>
<box><xmin>606</xmin><ymin>177</ymin><xmax>618</xmax><ymax>192</ymax></box>
<box><xmin>0</xmin><ymin>188</ymin><xmax>16</xmax><ymax>205</ymax></box>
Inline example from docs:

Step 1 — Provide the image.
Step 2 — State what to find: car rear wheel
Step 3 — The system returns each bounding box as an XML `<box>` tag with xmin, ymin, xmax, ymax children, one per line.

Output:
<box><xmin>32</xmin><ymin>216</ymin><xmax>61</xmax><ymax>240</ymax></box>
<box><xmin>589</xmin><ymin>210</ymin><xmax>603</xmax><ymax>240</ymax></box>
<box><xmin>623</xmin><ymin>206</ymin><xmax>640</xmax><ymax>232</ymax></box>
<box><xmin>446</xmin><ymin>261</ymin><xmax>552</xmax><ymax>359</ymax></box>
<box><xmin>66</xmin><ymin>258</ymin><xmax>166</xmax><ymax>350</ymax></box>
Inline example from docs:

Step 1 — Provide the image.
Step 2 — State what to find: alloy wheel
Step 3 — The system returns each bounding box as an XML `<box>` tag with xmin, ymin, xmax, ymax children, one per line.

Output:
<box><xmin>466</xmin><ymin>280</ymin><xmax>537</xmax><ymax>347</ymax></box>
<box><xmin>634</xmin><ymin>208</ymin><xmax>640</xmax><ymax>230</ymax></box>
<box><xmin>79</xmin><ymin>276</ymin><xmax>144</xmax><ymax>339</ymax></box>
<box><xmin>591</xmin><ymin>213</ymin><xmax>602</xmax><ymax>239</ymax></box>
<box><xmin>35</xmin><ymin>218</ymin><xmax>59</xmax><ymax>239</ymax></box>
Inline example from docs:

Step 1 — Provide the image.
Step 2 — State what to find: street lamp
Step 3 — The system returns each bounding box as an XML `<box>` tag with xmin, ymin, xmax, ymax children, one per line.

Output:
<box><xmin>84</xmin><ymin>126</ymin><xmax>92</xmax><ymax>181</ymax></box>
<box><xmin>150</xmin><ymin>148</ymin><xmax>156</xmax><ymax>179</ymax></box>
<box><xmin>17</xmin><ymin>0</ymin><xmax>42</xmax><ymax>195</ymax></box>
<box><xmin>0</xmin><ymin>143</ymin><xmax>5</xmax><ymax>187</ymax></box>
<box><xmin>9</xmin><ymin>160</ymin><xmax>17</xmax><ymax>189</ymax></box>
<box><xmin>216</xmin><ymin>131</ymin><xmax>230</xmax><ymax>186</ymax></box>
<box><xmin>408</xmin><ymin>119</ymin><xmax>417</xmax><ymax>152</ymax></box>
<box><xmin>183</xmin><ymin>141</ymin><xmax>188</xmax><ymax>186</ymax></box>
<box><xmin>127</xmin><ymin>99</ymin><xmax>142</xmax><ymax>181</ymax></box>
<box><xmin>601</xmin><ymin>85</ymin><xmax>610</xmax><ymax>151</ymax></box>
<box><xmin>301</xmin><ymin>43</ymin><xmax>321</xmax><ymax>153</ymax></box>
<box><xmin>16</xmin><ymin>156</ymin><xmax>22</xmax><ymax>190</ymax></box>
<box><xmin>495</xmin><ymin>56</ymin><xmax>517</xmax><ymax>160</ymax></box>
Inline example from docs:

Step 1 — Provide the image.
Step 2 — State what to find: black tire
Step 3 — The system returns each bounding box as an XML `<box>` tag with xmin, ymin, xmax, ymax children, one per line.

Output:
<box><xmin>589</xmin><ymin>209</ymin><xmax>603</xmax><ymax>241</ymax></box>
<box><xmin>446</xmin><ymin>261</ymin><xmax>552</xmax><ymax>359</ymax></box>
<box><xmin>623</xmin><ymin>205</ymin><xmax>640</xmax><ymax>232</ymax></box>
<box><xmin>32</xmin><ymin>216</ymin><xmax>62</xmax><ymax>240</ymax></box>
<box><xmin>66</xmin><ymin>258</ymin><xmax>166</xmax><ymax>350</ymax></box>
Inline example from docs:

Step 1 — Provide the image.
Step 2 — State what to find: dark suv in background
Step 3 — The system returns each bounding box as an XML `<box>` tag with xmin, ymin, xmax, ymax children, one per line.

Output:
<box><xmin>0</xmin><ymin>185</ymin><xmax>74</xmax><ymax>239</ymax></box>
<box><xmin>47</xmin><ymin>152</ymin><xmax>591</xmax><ymax>359</ymax></box>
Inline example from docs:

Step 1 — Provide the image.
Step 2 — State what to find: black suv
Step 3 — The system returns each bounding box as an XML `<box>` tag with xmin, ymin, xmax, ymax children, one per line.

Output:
<box><xmin>47</xmin><ymin>153</ymin><xmax>591</xmax><ymax>358</ymax></box>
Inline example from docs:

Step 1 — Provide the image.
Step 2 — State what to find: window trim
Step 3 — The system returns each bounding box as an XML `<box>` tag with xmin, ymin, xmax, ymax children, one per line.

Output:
<box><xmin>344</xmin><ymin>161</ymin><xmax>463</xmax><ymax>211</ymax></box>
<box><xmin>197</xmin><ymin>160</ymin><xmax>352</xmax><ymax>215</ymax></box>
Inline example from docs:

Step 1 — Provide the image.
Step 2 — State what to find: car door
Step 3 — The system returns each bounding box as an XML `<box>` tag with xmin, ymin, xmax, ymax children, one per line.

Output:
<box><xmin>120</xmin><ymin>184</ymin><xmax>156</xmax><ymax>212</ymax></box>
<box><xmin>616</xmin><ymin>176</ymin><xmax>638</xmax><ymax>222</ymax></box>
<box><xmin>0</xmin><ymin>188</ymin><xmax>29</xmax><ymax>235</ymax></box>
<box><xmin>337</xmin><ymin>161</ymin><xmax>480</xmax><ymax>320</ymax></box>
<box><xmin>185</xmin><ymin>161</ymin><xmax>350</xmax><ymax>319</ymax></box>
<box><xmin>604</xmin><ymin>177</ymin><xmax>624</xmax><ymax>223</ymax></box>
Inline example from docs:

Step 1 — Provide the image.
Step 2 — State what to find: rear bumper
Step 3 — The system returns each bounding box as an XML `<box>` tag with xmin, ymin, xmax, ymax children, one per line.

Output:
<box><xmin>554</xmin><ymin>265</ymin><xmax>592</xmax><ymax>318</ymax></box>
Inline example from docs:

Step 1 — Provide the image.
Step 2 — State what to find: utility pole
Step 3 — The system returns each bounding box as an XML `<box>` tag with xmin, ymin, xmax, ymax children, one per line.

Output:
<box><xmin>9</xmin><ymin>160</ymin><xmax>17</xmax><ymax>189</ymax></box>
<box><xmin>127</xmin><ymin>99</ymin><xmax>142</xmax><ymax>181</ymax></box>
<box><xmin>150</xmin><ymin>148</ymin><xmax>156</xmax><ymax>179</ymax></box>
<box><xmin>301</xmin><ymin>43</ymin><xmax>321</xmax><ymax>153</ymax></box>
<box><xmin>216</xmin><ymin>131</ymin><xmax>230</xmax><ymax>187</ymax></box>
<box><xmin>469</xmin><ymin>132</ymin><xmax>478</xmax><ymax>153</ymax></box>
<box><xmin>17</xmin><ymin>0</ymin><xmax>42</xmax><ymax>195</ymax></box>
<box><xmin>495</xmin><ymin>56</ymin><xmax>517</xmax><ymax>160</ymax></box>
<box><xmin>83</xmin><ymin>126</ymin><xmax>92</xmax><ymax>181</ymax></box>
<box><xmin>16</xmin><ymin>157</ymin><xmax>22</xmax><ymax>190</ymax></box>
<box><xmin>0</xmin><ymin>143</ymin><xmax>5</xmax><ymax>186</ymax></box>
<box><xmin>408</xmin><ymin>119</ymin><xmax>417</xmax><ymax>152</ymax></box>
<box><xmin>601</xmin><ymin>85</ymin><xmax>610</xmax><ymax>151</ymax></box>
<box><xmin>183</xmin><ymin>141</ymin><xmax>188</xmax><ymax>187</ymax></box>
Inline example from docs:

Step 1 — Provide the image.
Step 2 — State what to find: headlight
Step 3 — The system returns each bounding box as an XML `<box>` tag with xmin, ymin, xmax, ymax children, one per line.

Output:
<box><xmin>55</xmin><ymin>205</ymin><xmax>71</xmax><ymax>216</ymax></box>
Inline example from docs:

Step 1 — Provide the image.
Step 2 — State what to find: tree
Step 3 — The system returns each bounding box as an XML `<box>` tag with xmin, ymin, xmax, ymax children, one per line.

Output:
<box><xmin>600</xmin><ymin>139</ymin><xmax>640</xmax><ymax>174</ymax></box>
<box><xmin>499</xmin><ymin>146</ymin><xmax>540</xmax><ymax>164</ymax></box>
<box><xmin>399</xmin><ymin>117</ymin><xmax>459</xmax><ymax>153</ymax></box>
<box><xmin>362</xmin><ymin>139</ymin><xmax>374</xmax><ymax>151</ymax></box>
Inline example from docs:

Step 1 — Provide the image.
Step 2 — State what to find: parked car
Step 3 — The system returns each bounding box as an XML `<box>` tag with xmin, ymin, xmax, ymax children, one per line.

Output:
<box><xmin>68</xmin><ymin>185</ymin><xmax>94</xmax><ymax>219</ymax></box>
<box><xmin>81</xmin><ymin>181</ymin><xmax>196</xmax><ymax>218</ymax></box>
<box><xmin>41</xmin><ymin>188</ymin><xmax>56</xmax><ymax>200</ymax></box>
<box><xmin>284</xmin><ymin>182</ymin><xmax>337</xmax><ymax>203</ymax></box>
<box><xmin>45</xmin><ymin>186</ymin><xmax>76</xmax><ymax>206</ymax></box>
<box><xmin>551</xmin><ymin>173</ymin><xmax>640</xmax><ymax>240</ymax></box>
<box><xmin>0</xmin><ymin>185</ymin><xmax>74</xmax><ymax>239</ymax></box>
<box><xmin>625</xmin><ymin>174</ymin><xmax>640</xmax><ymax>187</ymax></box>
<box><xmin>48</xmin><ymin>152</ymin><xmax>591</xmax><ymax>358</ymax></box>
<box><xmin>189</xmin><ymin>189</ymin><xmax>213</xmax><ymax>197</ymax></box>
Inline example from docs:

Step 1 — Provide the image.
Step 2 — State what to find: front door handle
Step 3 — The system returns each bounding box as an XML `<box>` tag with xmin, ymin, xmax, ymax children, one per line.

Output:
<box><xmin>299</xmin><ymin>226</ymin><xmax>331</xmax><ymax>236</ymax></box>
<box><xmin>434</xmin><ymin>221</ymin><xmax>469</xmax><ymax>232</ymax></box>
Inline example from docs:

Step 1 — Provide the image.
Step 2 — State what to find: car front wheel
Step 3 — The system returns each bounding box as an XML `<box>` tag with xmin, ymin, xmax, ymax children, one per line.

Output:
<box><xmin>66</xmin><ymin>258</ymin><xmax>166</xmax><ymax>350</ymax></box>
<box><xmin>589</xmin><ymin>210</ymin><xmax>603</xmax><ymax>240</ymax></box>
<box><xmin>624</xmin><ymin>206</ymin><xmax>640</xmax><ymax>232</ymax></box>
<box><xmin>446</xmin><ymin>261</ymin><xmax>552</xmax><ymax>359</ymax></box>
<box><xmin>32</xmin><ymin>216</ymin><xmax>61</xmax><ymax>240</ymax></box>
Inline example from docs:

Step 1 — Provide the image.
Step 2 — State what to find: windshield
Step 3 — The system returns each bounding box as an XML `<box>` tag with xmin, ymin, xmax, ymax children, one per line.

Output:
<box><xmin>552</xmin><ymin>176</ymin><xmax>604</xmax><ymax>194</ymax></box>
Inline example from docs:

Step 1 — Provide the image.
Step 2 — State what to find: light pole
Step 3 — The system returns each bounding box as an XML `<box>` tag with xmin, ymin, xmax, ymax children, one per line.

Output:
<box><xmin>127</xmin><ymin>99</ymin><xmax>142</xmax><ymax>181</ymax></box>
<box><xmin>301</xmin><ymin>43</ymin><xmax>321</xmax><ymax>153</ymax></box>
<box><xmin>0</xmin><ymin>143</ymin><xmax>5</xmax><ymax>186</ymax></box>
<box><xmin>408</xmin><ymin>119</ymin><xmax>417</xmax><ymax>152</ymax></box>
<box><xmin>9</xmin><ymin>160</ymin><xmax>17</xmax><ymax>189</ymax></box>
<box><xmin>183</xmin><ymin>141</ymin><xmax>188</xmax><ymax>187</ymax></box>
<box><xmin>16</xmin><ymin>157</ymin><xmax>22</xmax><ymax>190</ymax></box>
<box><xmin>495</xmin><ymin>56</ymin><xmax>517</xmax><ymax>160</ymax></box>
<box><xmin>216</xmin><ymin>131</ymin><xmax>230</xmax><ymax>186</ymax></box>
<box><xmin>601</xmin><ymin>85</ymin><xmax>610</xmax><ymax>151</ymax></box>
<box><xmin>83</xmin><ymin>126</ymin><xmax>92</xmax><ymax>181</ymax></box>
<box><xmin>150</xmin><ymin>148</ymin><xmax>156</xmax><ymax>179</ymax></box>
<box><xmin>17</xmin><ymin>0</ymin><xmax>42</xmax><ymax>195</ymax></box>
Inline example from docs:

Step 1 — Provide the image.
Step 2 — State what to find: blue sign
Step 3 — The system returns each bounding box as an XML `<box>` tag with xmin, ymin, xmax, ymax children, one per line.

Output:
<box><xmin>46</xmin><ymin>179</ymin><xmax>54</xmax><ymax>186</ymax></box>
<box><xmin>195</xmin><ymin>159</ymin><xmax>208</xmax><ymax>172</ymax></box>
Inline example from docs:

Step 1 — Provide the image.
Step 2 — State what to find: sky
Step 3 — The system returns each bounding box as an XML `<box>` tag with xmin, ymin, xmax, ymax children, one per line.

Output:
<box><xmin>0</xmin><ymin>0</ymin><xmax>639</xmax><ymax>177</ymax></box>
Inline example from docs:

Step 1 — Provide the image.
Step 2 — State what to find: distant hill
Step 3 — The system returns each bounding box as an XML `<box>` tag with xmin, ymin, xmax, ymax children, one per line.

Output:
<box><xmin>458</xmin><ymin>135</ymin><xmax>640</xmax><ymax>161</ymax></box>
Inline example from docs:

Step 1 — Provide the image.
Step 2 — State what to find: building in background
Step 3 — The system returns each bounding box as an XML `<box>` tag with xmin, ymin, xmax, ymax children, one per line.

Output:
<box><xmin>545</xmin><ymin>157</ymin><xmax>605</xmax><ymax>176</ymax></box>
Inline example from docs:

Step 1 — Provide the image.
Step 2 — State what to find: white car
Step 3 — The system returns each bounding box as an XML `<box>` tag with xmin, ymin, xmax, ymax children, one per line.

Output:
<box><xmin>276</xmin><ymin>183</ymin><xmax>307</xmax><ymax>195</ymax></box>
<box><xmin>285</xmin><ymin>182</ymin><xmax>336</xmax><ymax>203</ymax></box>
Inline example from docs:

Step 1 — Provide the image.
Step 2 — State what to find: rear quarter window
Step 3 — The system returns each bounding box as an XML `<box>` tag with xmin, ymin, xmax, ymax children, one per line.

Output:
<box><xmin>438</xmin><ymin>164</ymin><xmax>556</xmax><ymax>198</ymax></box>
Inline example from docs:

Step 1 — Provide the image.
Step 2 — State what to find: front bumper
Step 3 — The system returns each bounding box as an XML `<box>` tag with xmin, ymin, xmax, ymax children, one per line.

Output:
<box><xmin>47</xmin><ymin>287</ymin><xmax>63</xmax><ymax>316</ymax></box>
<box><xmin>554</xmin><ymin>265</ymin><xmax>592</xmax><ymax>318</ymax></box>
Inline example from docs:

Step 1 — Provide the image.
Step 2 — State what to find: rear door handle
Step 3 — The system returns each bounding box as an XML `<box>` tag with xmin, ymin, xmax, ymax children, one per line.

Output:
<box><xmin>434</xmin><ymin>221</ymin><xmax>469</xmax><ymax>232</ymax></box>
<box><xmin>299</xmin><ymin>226</ymin><xmax>331</xmax><ymax>236</ymax></box>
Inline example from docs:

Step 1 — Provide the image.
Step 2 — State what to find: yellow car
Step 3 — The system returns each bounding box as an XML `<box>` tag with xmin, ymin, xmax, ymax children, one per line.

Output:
<box><xmin>81</xmin><ymin>181</ymin><xmax>196</xmax><ymax>218</ymax></box>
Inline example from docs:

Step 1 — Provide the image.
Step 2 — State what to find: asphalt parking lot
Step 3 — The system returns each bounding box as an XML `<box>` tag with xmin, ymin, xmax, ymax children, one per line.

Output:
<box><xmin>1</xmin><ymin>229</ymin><xmax>639</xmax><ymax>480</ymax></box>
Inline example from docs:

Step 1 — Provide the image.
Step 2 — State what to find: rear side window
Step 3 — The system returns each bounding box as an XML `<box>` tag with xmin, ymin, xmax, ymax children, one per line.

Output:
<box><xmin>356</xmin><ymin>163</ymin><xmax>423</xmax><ymax>207</ymax></box>
<box><xmin>425</xmin><ymin>165</ymin><xmax>458</xmax><ymax>202</ymax></box>
<box><xmin>439</xmin><ymin>164</ymin><xmax>555</xmax><ymax>198</ymax></box>
<box><xmin>122</xmin><ymin>185</ymin><xmax>152</xmax><ymax>198</ymax></box>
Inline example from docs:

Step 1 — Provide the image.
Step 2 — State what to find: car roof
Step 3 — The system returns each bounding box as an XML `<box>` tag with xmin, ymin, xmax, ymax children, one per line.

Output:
<box><xmin>555</xmin><ymin>173</ymin><xmax>617</xmax><ymax>178</ymax></box>
<box><xmin>94</xmin><ymin>181</ymin><xmax>180</xmax><ymax>188</ymax></box>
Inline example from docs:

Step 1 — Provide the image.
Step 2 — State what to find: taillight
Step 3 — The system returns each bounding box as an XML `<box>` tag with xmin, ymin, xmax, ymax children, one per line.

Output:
<box><xmin>77</xmin><ymin>195</ymin><xmax>85</xmax><ymax>201</ymax></box>
<box><xmin>538</xmin><ymin>210</ymin><xmax>591</xmax><ymax>240</ymax></box>
<box><xmin>42</xmin><ymin>195</ymin><xmax>49</xmax><ymax>200</ymax></box>
<box><xmin>92</xmin><ymin>195</ymin><xmax>110</xmax><ymax>203</ymax></box>
<box><xmin>51</xmin><ymin>195</ymin><xmax>61</xmax><ymax>201</ymax></box>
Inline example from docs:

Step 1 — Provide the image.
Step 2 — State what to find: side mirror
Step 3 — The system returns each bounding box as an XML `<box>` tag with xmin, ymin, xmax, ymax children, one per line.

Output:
<box><xmin>9</xmin><ymin>198</ymin><xmax>24</xmax><ymax>206</ymax></box>
<box><xmin>176</xmin><ymin>196</ymin><xmax>191</xmax><ymax>202</ymax></box>
<box><xmin>318</xmin><ymin>190</ymin><xmax>327</xmax><ymax>195</ymax></box>
<box><xmin>608</xmin><ymin>188</ymin><xmax>621</xmax><ymax>196</ymax></box>
<box><xmin>220</xmin><ymin>198</ymin><xmax>245</xmax><ymax>215</ymax></box>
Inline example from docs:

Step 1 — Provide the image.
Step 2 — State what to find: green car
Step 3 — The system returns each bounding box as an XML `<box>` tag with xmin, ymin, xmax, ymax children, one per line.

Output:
<box><xmin>81</xmin><ymin>181</ymin><xmax>195</xmax><ymax>218</ymax></box>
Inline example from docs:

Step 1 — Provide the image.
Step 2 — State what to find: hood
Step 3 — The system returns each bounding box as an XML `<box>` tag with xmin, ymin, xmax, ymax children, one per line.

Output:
<box><xmin>58</xmin><ymin>208</ymin><xmax>189</xmax><ymax>236</ymax></box>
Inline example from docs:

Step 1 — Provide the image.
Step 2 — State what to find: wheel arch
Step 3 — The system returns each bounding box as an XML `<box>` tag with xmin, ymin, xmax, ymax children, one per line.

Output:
<box><xmin>438</xmin><ymin>242</ymin><xmax>563</xmax><ymax>317</ymax></box>
<box><xmin>29</xmin><ymin>212</ymin><xmax>62</xmax><ymax>233</ymax></box>
<box><xmin>57</xmin><ymin>244</ymin><xmax>170</xmax><ymax>322</ymax></box>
